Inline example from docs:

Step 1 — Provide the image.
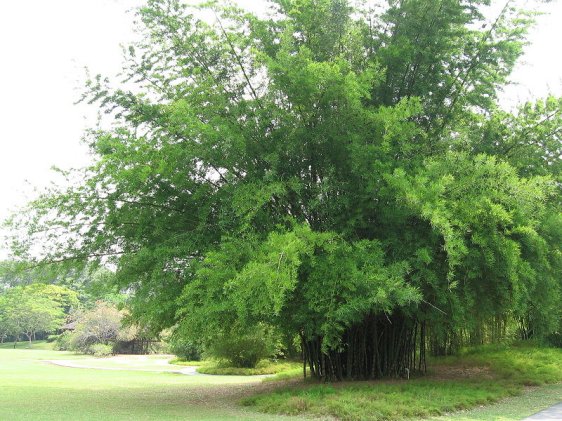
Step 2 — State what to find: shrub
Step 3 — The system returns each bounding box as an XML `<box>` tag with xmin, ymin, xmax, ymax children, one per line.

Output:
<box><xmin>147</xmin><ymin>341</ymin><xmax>167</xmax><ymax>354</ymax></box>
<box><xmin>168</xmin><ymin>357</ymin><xmax>205</xmax><ymax>366</ymax></box>
<box><xmin>70</xmin><ymin>302</ymin><xmax>121</xmax><ymax>353</ymax></box>
<box><xmin>88</xmin><ymin>343</ymin><xmax>113</xmax><ymax>357</ymax></box>
<box><xmin>206</xmin><ymin>327</ymin><xmax>276</xmax><ymax>368</ymax></box>
<box><xmin>546</xmin><ymin>319</ymin><xmax>562</xmax><ymax>347</ymax></box>
<box><xmin>168</xmin><ymin>335</ymin><xmax>202</xmax><ymax>361</ymax></box>
<box><xmin>54</xmin><ymin>331</ymin><xmax>73</xmax><ymax>351</ymax></box>
<box><xmin>546</xmin><ymin>333</ymin><xmax>562</xmax><ymax>348</ymax></box>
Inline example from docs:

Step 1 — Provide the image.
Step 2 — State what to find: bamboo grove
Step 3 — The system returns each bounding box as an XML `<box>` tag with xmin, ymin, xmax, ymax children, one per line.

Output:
<box><xmin>6</xmin><ymin>0</ymin><xmax>562</xmax><ymax>380</ymax></box>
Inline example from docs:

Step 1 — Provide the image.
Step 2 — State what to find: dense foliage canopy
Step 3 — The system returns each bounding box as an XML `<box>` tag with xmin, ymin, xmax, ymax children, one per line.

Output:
<box><xmin>6</xmin><ymin>0</ymin><xmax>561</xmax><ymax>379</ymax></box>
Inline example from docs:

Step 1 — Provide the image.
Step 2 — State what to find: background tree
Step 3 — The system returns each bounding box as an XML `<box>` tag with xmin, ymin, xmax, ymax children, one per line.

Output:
<box><xmin>0</xmin><ymin>299</ymin><xmax>7</xmax><ymax>343</ymax></box>
<box><xmin>0</xmin><ymin>284</ymin><xmax>76</xmax><ymax>346</ymax></box>
<box><xmin>64</xmin><ymin>301</ymin><xmax>150</xmax><ymax>355</ymax></box>
<box><xmin>69</xmin><ymin>301</ymin><xmax>122</xmax><ymax>352</ymax></box>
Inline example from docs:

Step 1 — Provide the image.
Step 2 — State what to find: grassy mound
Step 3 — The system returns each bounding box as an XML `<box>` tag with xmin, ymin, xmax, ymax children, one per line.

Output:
<box><xmin>167</xmin><ymin>357</ymin><xmax>205</xmax><ymax>367</ymax></box>
<box><xmin>242</xmin><ymin>344</ymin><xmax>562</xmax><ymax>421</ymax></box>
<box><xmin>197</xmin><ymin>360</ymin><xmax>301</xmax><ymax>376</ymax></box>
<box><xmin>448</xmin><ymin>343</ymin><xmax>562</xmax><ymax>386</ymax></box>
<box><xmin>168</xmin><ymin>357</ymin><xmax>301</xmax><ymax>376</ymax></box>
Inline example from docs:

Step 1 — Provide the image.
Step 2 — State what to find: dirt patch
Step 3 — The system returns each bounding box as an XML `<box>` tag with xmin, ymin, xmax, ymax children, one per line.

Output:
<box><xmin>429</xmin><ymin>364</ymin><xmax>495</xmax><ymax>380</ymax></box>
<box><xmin>186</xmin><ymin>378</ymin><xmax>304</xmax><ymax>405</ymax></box>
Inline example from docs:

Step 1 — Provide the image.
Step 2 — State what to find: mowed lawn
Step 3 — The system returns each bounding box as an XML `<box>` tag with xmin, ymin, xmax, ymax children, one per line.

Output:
<box><xmin>1</xmin><ymin>342</ymin><xmax>561</xmax><ymax>421</ymax></box>
<box><xmin>0</xmin><ymin>343</ymin><xmax>309</xmax><ymax>421</ymax></box>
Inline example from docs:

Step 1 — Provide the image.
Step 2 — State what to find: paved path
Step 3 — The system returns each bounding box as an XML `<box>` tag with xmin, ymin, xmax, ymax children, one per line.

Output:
<box><xmin>523</xmin><ymin>403</ymin><xmax>562</xmax><ymax>420</ymax></box>
<box><xmin>44</xmin><ymin>358</ymin><xmax>202</xmax><ymax>375</ymax></box>
<box><xmin>42</xmin><ymin>355</ymin><xmax>272</xmax><ymax>378</ymax></box>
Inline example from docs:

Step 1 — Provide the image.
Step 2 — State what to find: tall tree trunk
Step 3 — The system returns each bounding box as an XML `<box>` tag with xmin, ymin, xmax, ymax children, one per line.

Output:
<box><xmin>302</xmin><ymin>312</ymin><xmax>425</xmax><ymax>381</ymax></box>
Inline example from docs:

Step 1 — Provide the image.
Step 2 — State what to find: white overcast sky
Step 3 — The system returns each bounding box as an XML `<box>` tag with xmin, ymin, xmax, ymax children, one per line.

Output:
<box><xmin>0</xmin><ymin>0</ymin><xmax>561</xmax><ymax>258</ymax></box>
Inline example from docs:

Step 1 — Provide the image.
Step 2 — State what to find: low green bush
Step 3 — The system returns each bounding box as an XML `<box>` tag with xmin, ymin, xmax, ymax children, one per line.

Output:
<box><xmin>88</xmin><ymin>343</ymin><xmax>113</xmax><ymax>357</ymax></box>
<box><xmin>168</xmin><ymin>357</ymin><xmax>206</xmax><ymax>366</ymax></box>
<box><xmin>546</xmin><ymin>332</ymin><xmax>562</xmax><ymax>348</ymax></box>
<box><xmin>53</xmin><ymin>331</ymin><xmax>73</xmax><ymax>351</ymax></box>
<box><xmin>168</xmin><ymin>336</ymin><xmax>202</xmax><ymax>361</ymax></box>
<box><xmin>206</xmin><ymin>327</ymin><xmax>277</xmax><ymax>368</ymax></box>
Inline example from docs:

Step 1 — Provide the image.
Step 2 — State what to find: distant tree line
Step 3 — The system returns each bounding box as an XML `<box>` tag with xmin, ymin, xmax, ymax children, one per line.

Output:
<box><xmin>0</xmin><ymin>284</ymin><xmax>77</xmax><ymax>346</ymax></box>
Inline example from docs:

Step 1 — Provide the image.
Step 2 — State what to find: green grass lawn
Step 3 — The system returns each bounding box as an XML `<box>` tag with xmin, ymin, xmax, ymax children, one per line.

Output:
<box><xmin>429</xmin><ymin>382</ymin><xmax>562</xmax><ymax>421</ymax></box>
<box><xmin>0</xmin><ymin>339</ymin><xmax>55</xmax><ymax>350</ymax></box>
<box><xmin>0</xmin><ymin>344</ymin><xmax>311</xmax><ymax>421</ymax></box>
<box><xmin>243</xmin><ymin>343</ymin><xmax>562</xmax><ymax>421</ymax></box>
<box><xmin>1</xmin><ymin>341</ymin><xmax>561</xmax><ymax>421</ymax></box>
